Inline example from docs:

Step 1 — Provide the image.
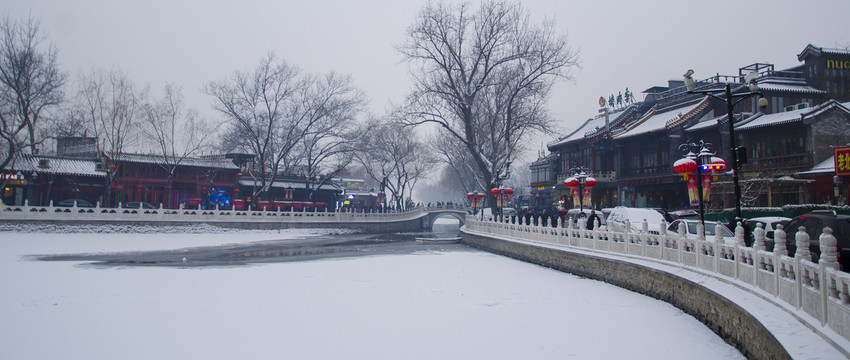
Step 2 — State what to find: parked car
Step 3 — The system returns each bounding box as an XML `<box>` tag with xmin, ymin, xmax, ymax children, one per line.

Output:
<box><xmin>121</xmin><ymin>202</ymin><xmax>157</xmax><ymax>213</ymax></box>
<box><xmin>781</xmin><ymin>211</ymin><xmax>849</xmax><ymax>271</ymax></box>
<box><xmin>606</xmin><ymin>206</ymin><xmax>667</xmax><ymax>234</ymax></box>
<box><xmin>667</xmin><ymin>219</ymin><xmax>735</xmax><ymax>243</ymax></box>
<box><xmin>744</xmin><ymin>216</ymin><xmax>791</xmax><ymax>248</ymax></box>
<box><xmin>56</xmin><ymin>199</ymin><xmax>94</xmax><ymax>208</ymax></box>
<box><xmin>122</xmin><ymin>201</ymin><xmax>157</xmax><ymax>209</ymax></box>
<box><xmin>668</xmin><ymin>209</ymin><xmax>699</xmax><ymax>220</ymax></box>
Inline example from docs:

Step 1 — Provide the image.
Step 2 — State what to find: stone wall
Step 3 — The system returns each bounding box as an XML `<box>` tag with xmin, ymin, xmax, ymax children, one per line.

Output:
<box><xmin>461</xmin><ymin>229</ymin><xmax>791</xmax><ymax>360</ymax></box>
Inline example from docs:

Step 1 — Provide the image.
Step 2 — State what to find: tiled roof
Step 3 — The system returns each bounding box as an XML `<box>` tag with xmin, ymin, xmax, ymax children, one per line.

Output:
<box><xmin>797</xmin><ymin>155</ymin><xmax>834</xmax><ymax>176</ymax></box>
<box><xmin>3</xmin><ymin>154</ymin><xmax>105</xmax><ymax>177</ymax></box>
<box><xmin>614</xmin><ymin>97</ymin><xmax>709</xmax><ymax>140</ymax></box>
<box><xmin>797</xmin><ymin>44</ymin><xmax>850</xmax><ymax>61</ymax></box>
<box><xmin>735</xmin><ymin>100</ymin><xmax>849</xmax><ymax>131</ymax></box>
<box><xmin>118</xmin><ymin>153</ymin><xmax>239</xmax><ymax>169</ymax></box>
<box><xmin>684</xmin><ymin>114</ymin><xmax>726</xmax><ymax>132</ymax></box>
<box><xmin>548</xmin><ymin>105</ymin><xmax>638</xmax><ymax>148</ymax></box>
<box><xmin>756</xmin><ymin>77</ymin><xmax>827</xmax><ymax>95</ymax></box>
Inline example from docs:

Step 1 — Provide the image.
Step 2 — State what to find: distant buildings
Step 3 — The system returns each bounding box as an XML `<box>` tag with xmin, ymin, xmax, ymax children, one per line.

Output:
<box><xmin>534</xmin><ymin>44</ymin><xmax>850</xmax><ymax>211</ymax></box>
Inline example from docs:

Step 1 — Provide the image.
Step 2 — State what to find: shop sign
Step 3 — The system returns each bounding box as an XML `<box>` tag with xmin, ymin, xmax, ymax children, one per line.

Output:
<box><xmin>835</xmin><ymin>146</ymin><xmax>850</xmax><ymax>176</ymax></box>
<box><xmin>1</xmin><ymin>172</ymin><xmax>25</xmax><ymax>185</ymax></box>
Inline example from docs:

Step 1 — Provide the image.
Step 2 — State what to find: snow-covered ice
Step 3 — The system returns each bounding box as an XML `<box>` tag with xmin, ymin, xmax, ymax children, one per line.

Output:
<box><xmin>0</xmin><ymin>225</ymin><xmax>745</xmax><ymax>359</ymax></box>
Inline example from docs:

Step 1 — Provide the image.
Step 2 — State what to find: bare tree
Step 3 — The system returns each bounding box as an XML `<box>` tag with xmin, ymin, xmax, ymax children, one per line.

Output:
<box><xmin>73</xmin><ymin>67</ymin><xmax>141</xmax><ymax>207</ymax></box>
<box><xmin>354</xmin><ymin>116</ymin><xmax>436</xmax><ymax>210</ymax></box>
<box><xmin>397</xmin><ymin>0</ymin><xmax>578</xmax><ymax>205</ymax></box>
<box><xmin>0</xmin><ymin>13</ymin><xmax>66</xmax><ymax>170</ymax></box>
<box><xmin>206</xmin><ymin>53</ymin><xmax>304</xmax><ymax>201</ymax></box>
<box><xmin>290</xmin><ymin>72</ymin><xmax>367</xmax><ymax>201</ymax></box>
<box><xmin>208</xmin><ymin>54</ymin><xmax>367</xmax><ymax>203</ymax></box>
<box><xmin>428</xmin><ymin>128</ymin><xmax>481</xmax><ymax>194</ymax></box>
<box><xmin>139</xmin><ymin>84</ymin><xmax>212</xmax><ymax>207</ymax></box>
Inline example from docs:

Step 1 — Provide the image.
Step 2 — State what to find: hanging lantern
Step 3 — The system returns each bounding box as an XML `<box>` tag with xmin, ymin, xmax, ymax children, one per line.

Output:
<box><xmin>564</xmin><ymin>177</ymin><xmax>579</xmax><ymax>188</ymax></box>
<box><xmin>583</xmin><ymin>176</ymin><xmax>597</xmax><ymax>189</ymax></box>
<box><xmin>234</xmin><ymin>188</ymin><xmax>240</xmax><ymax>193</ymax></box>
<box><xmin>673</xmin><ymin>157</ymin><xmax>698</xmax><ymax>180</ymax></box>
<box><xmin>504</xmin><ymin>188</ymin><xmax>514</xmax><ymax>196</ymax></box>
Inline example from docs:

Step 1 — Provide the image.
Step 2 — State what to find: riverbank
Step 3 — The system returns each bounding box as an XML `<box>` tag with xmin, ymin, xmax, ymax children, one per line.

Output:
<box><xmin>0</xmin><ymin>226</ymin><xmax>743</xmax><ymax>359</ymax></box>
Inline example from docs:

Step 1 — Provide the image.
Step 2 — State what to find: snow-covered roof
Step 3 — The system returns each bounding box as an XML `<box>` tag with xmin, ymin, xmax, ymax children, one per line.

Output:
<box><xmin>118</xmin><ymin>153</ymin><xmax>239</xmax><ymax>169</ymax></box>
<box><xmin>755</xmin><ymin>77</ymin><xmax>827</xmax><ymax>95</ymax></box>
<box><xmin>797</xmin><ymin>155</ymin><xmax>834</xmax><ymax>177</ymax></box>
<box><xmin>797</xmin><ymin>44</ymin><xmax>850</xmax><ymax>61</ymax></box>
<box><xmin>3</xmin><ymin>154</ymin><xmax>104</xmax><ymax>177</ymax></box>
<box><xmin>548</xmin><ymin>105</ymin><xmax>638</xmax><ymax>148</ymax></box>
<box><xmin>237</xmin><ymin>178</ymin><xmax>341</xmax><ymax>191</ymax></box>
<box><xmin>614</xmin><ymin>97</ymin><xmax>709</xmax><ymax>140</ymax></box>
<box><xmin>684</xmin><ymin>114</ymin><xmax>725</xmax><ymax>132</ymax></box>
<box><xmin>735</xmin><ymin>100</ymin><xmax>849</xmax><ymax>131</ymax></box>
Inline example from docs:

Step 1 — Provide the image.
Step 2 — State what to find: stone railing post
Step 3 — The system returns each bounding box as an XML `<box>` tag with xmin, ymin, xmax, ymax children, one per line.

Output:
<box><xmin>819</xmin><ymin>227</ymin><xmax>839</xmax><ymax>270</ymax></box>
<box><xmin>774</xmin><ymin>224</ymin><xmax>787</xmax><ymax>257</ymax></box>
<box><xmin>753</xmin><ymin>223</ymin><xmax>766</xmax><ymax>251</ymax></box>
<box><xmin>735</xmin><ymin>222</ymin><xmax>746</xmax><ymax>247</ymax></box>
<box><xmin>795</xmin><ymin>226</ymin><xmax>811</xmax><ymax>261</ymax></box>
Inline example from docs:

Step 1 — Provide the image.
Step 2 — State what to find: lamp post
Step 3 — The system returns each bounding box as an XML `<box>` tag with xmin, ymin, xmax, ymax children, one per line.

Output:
<box><xmin>489</xmin><ymin>188</ymin><xmax>513</xmax><ymax>221</ymax></box>
<box><xmin>683</xmin><ymin>69</ymin><xmax>768</xmax><ymax>225</ymax></box>
<box><xmin>675</xmin><ymin>141</ymin><xmax>724</xmax><ymax>224</ymax></box>
<box><xmin>564</xmin><ymin>166</ymin><xmax>596</xmax><ymax>212</ymax></box>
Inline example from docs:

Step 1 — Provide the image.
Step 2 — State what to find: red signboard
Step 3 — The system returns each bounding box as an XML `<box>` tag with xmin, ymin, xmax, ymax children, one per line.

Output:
<box><xmin>835</xmin><ymin>146</ymin><xmax>850</xmax><ymax>176</ymax></box>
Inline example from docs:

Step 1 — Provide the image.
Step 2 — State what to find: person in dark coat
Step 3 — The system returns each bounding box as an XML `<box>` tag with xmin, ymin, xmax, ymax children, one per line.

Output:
<box><xmin>586</xmin><ymin>210</ymin><xmax>600</xmax><ymax>230</ymax></box>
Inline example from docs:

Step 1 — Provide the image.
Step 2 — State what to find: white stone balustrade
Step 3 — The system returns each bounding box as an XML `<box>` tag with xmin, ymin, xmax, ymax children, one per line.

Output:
<box><xmin>465</xmin><ymin>215</ymin><xmax>850</xmax><ymax>343</ymax></box>
<box><xmin>0</xmin><ymin>201</ymin><xmax>447</xmax><ymax>224</ymax></box>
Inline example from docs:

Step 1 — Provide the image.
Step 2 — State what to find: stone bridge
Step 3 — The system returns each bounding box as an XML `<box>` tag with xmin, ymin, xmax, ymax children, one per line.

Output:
<box><xmin>420</xmin><ymin>207</ymin><xmax>467</xmax><ymax>228</ymax></box>
<box><xmin>0</xmin><ymin>202</ymin><xmax>468</xmax><ymax>233</ymax></box>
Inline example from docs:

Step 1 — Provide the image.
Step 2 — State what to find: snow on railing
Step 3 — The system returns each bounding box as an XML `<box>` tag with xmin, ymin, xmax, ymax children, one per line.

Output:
<box><xmin>465</xmin><ymin>215</ymin><xmax>850</xmax><ymax>342</ymax></box>
<box><xmin>0</xmin><ymin>200</ymin><xmax>438</xmax><ymax>224</ymax></box>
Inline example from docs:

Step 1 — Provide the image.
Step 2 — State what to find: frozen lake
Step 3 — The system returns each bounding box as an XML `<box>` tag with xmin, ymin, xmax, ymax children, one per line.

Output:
<box><xmin>0</xmin><ymin>222</ymin><xmax>743</xmax><ymax>359</ymax></box>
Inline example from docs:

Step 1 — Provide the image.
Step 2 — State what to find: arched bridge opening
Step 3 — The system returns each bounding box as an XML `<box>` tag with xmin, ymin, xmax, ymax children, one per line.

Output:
<box><xmin>423</xmin><ymin>209</ymin><xmax>467</xmax><ymax>229</ymax></box>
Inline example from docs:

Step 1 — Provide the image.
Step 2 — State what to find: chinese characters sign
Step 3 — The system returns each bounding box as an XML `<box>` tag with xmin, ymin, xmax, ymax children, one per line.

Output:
<box><xmin>835</xmin><ymin>146</ymin><xmax>850</xmax><ymax>176</ymax></box>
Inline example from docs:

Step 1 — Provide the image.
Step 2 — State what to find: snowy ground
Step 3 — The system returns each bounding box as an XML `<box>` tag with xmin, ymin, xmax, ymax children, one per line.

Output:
<box><xmin>0</xmin><ymin>224</ymin><xmax>745</xmax><ymax>359</ymax></box>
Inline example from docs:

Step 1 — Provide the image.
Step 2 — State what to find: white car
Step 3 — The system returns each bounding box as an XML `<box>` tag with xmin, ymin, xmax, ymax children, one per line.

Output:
<box><xmin>606</xmin><ymin>207</ymin><xmax>667</xmax><ymax>234</ymax></box>
<box><xmin>667</xmin><ymin>219</ymin><xmax>735</xmax><ymax>243</ymax></box>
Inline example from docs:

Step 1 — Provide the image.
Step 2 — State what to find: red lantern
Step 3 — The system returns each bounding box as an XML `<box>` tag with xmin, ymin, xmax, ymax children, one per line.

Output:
<box><xmin>201</xmin><ymin>186</ymin><xmax>208</xmax><ymax>192</ymax></box>
<box><xmin>583</xmin><ymin>177</ymin><xmax>597</xmax><ymax>188</ymax></box>
<box><xmin>564</xmin><ymin>177</ymin><xmax>579</xmax><ymax>188</ymax></box>
<box><xmin>136</xmin><ymin>184</ymin><xmax>143</xmax><ymax>190</ymax></box>
<box><xmin>466</xmin><ymin>192</ymin><xmax>475</xmax><ymax>202</ymax></box>
<box><xmin>504</xmin><ymin>188</ymin><xmax>514</xmax><ymax>196</ymax></box>
<box><xmin>490</xmin><ymin>188</ymin><xmax>500</xmax><ymax>196</ymax></box>
<box><xmin>673</xmin><ymin>157</ymin><xmax>698</xmax><ymax>180</ymax></box>
<box><xmin>234</xmin><ymin>188</ymin><xmax>240</xmax><ymax>193</ymax></box>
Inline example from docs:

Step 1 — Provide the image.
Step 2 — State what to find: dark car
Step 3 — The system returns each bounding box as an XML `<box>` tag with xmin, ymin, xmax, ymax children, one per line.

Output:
<box><xmin>782</xmin><ymin>211</ymin><xmax>849</xmax><ymax>271</ymax></box>
<box><xmin>56</xmin><ymin>199</ymin><xmax>94</xmax><ymax>208</ymax></box>
<box><xmin>121</xmin><ymin>201</ymin><xmax>158</xmax><ymax>213</ymax></box>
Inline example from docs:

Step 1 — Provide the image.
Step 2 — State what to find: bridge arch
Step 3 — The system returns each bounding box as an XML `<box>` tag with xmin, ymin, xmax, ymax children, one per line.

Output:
<box><xmin>423</xmin><ymin>209</ymin><xmax>466</xmax><ymax>229</ymax></box>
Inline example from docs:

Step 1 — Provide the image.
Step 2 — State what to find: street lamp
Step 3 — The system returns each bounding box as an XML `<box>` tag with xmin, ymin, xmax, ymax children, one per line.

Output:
<box><xmin>683</xmin><ymin>69</ymin><xmax>768</xmax><ymax>225</ymax></box>
<box><xmin>489</xmin><ymin>188</ymin><xmax>514</xmax><ymax>221</ymax></box>
<box><xmin>675</xmin><ymin>141</ymin><xmax>725</xmax><ymax>224</ymax></box>
<box><xmin>564</xmin><ymin>166</ymin><xmax>596</xmax><ymax>212</ymax></box>
<box><xmin>467</xmin><ymin>191</ymin><xmax>486</xmax><ymax>220</ymax></box>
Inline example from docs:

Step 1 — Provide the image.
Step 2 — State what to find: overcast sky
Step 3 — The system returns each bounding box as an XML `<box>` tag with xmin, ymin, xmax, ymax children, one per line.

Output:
<box><xmin>6</xmin><ymin>0</ymin><xmax>850</xmax><ymax>160</ymax></box>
